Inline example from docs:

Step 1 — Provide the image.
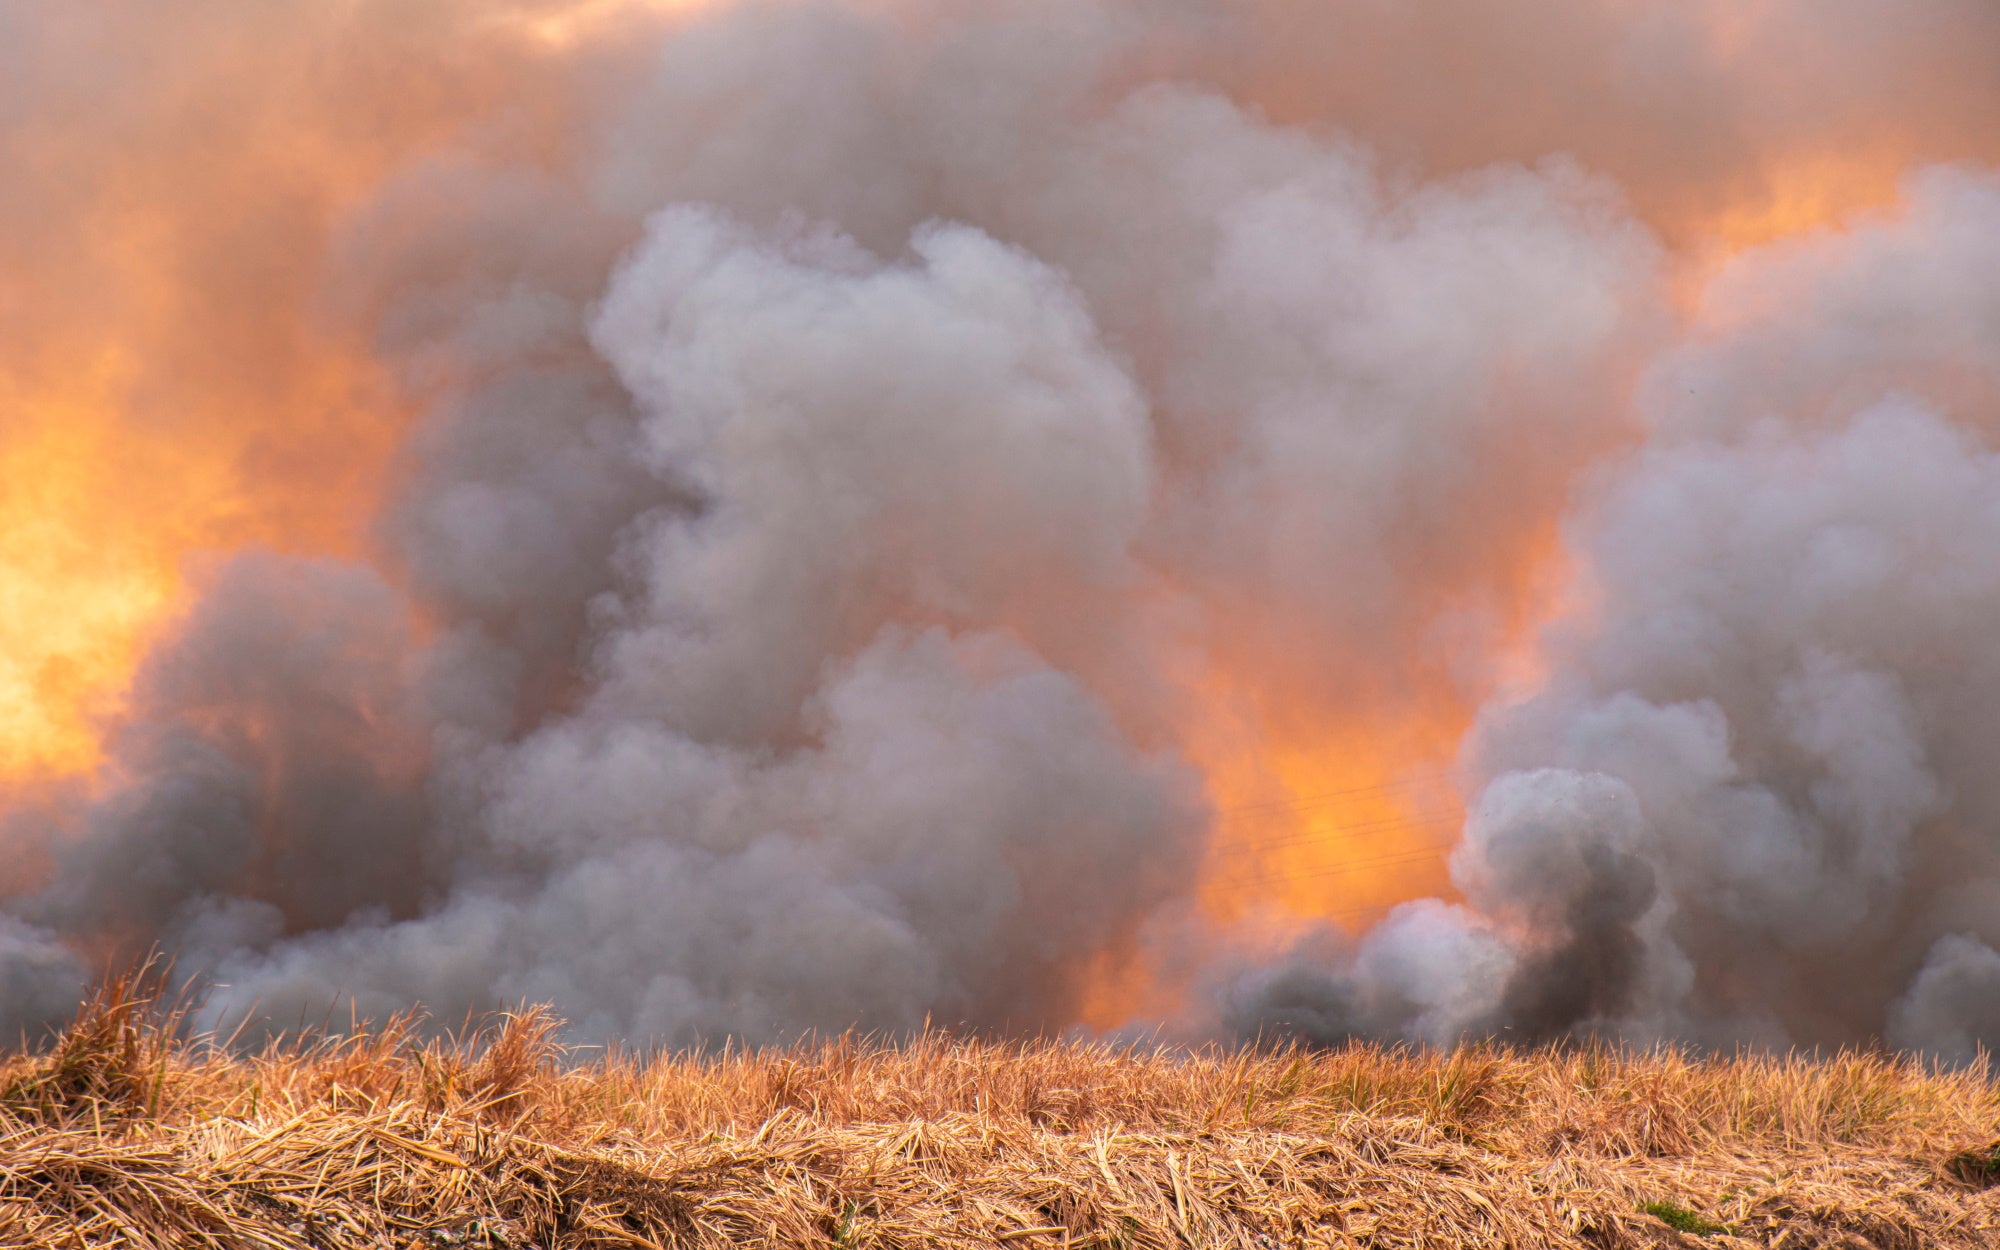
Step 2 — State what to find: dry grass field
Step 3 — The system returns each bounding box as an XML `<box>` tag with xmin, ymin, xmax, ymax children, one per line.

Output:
<box><xmin>2</xmin><ymin>976</ymin><xmax>1997</xmax><ymax>1249</ymax></box>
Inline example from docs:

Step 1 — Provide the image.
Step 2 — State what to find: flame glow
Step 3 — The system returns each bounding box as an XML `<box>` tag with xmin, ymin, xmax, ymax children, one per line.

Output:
<box><xmin>497</xmin><ymin>0</ymin><xmax>719</xmax><ymax>47</ymax></box>
<box><xmin>0</xmin><ymin>341</ymin><xmax>402</xmax><ymax>783</ymax></box>
<box><xmin>3</xmin><ymin>0</ymin><xmax>1997</xmax><ymax>1044</ymax></box>
<box><xmin>0</xmin><ymin>377</ymin><xmax>173</xmax><ymax>778</ymax></box>
<box><xmin>0</xmin><ymin>0</ymin><xmax>584</xmax><ymax>787</ymax></box>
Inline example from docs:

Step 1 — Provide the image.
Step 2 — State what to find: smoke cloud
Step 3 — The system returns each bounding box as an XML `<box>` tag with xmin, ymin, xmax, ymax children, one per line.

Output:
<box><xmin>2</xmin><ymin>0</ymin><xmax>1998</xmax><ymax>1056</ymax></box>
<box><xmin>1232</xmin><ymin>170</ymin><xmax>2000</xmax><ymax>1055</ymax></box>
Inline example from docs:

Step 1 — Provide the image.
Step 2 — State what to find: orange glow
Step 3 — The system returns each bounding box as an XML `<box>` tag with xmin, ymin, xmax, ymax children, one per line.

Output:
<box><xmin>0</xmin><ymin>346</ymin><xmax>402</xmax><ymax>782</ymax></box>
<box><xmin>1075</xmin><ymin>517</ymin><xmax>1589</xmax><ymax>1029</ymax></box>
<box><xmin>1704</xmin><ymin>155</ymin><xmax>1905</xmax><ymax>253</ymax></box>
<box><xmin>496</xmin><ymin>0</ymin><xmax>721</xmax><ymax>47</ymax></box>
<box><xmin>6</xmin><ymin>0</ymin><xmax>1992</xmax><ymax>1033</ymax></box>
<box><xmin>0</xmin><ymin>0</ymin><xmax>638</xmax><ymax>789</ymax></box>
<box><xmin>1186</xmin><ymin>679</ymin><xmax>1461</xmax><ymax>932</ymax></box>
<box><xmin>0</xmin><ymin>376</ymin><xmax>174</xmax><ymax>777</ymax></box>
<box><xmin>1076</xmin><ymin>649</ymin><xmax>1476</xmax><ymax>1029</ymax></box>
<box><xmin>1075</xmin><ymin>672</ymin><xmax>1469</xmax><ymax>1029</ymax></box>
<box><xmin>1088</xmin><ymin>134</ymin><xmax>1919</xmax><ymax>1025</ymax></box>
<box><xmin>1670</xmin><ymin>150</ymin><xmax>1910</xmax><ymax>308</ymax></box>
<box><xmin>1180</xmin><ymin>517</ymin><xmax>1583</xmax><ymax>934</ymax></box>
<box><xmin>1086</xmin><ymin>134</ymin><xmax>1921</xmax><ymax>1027</ymax></box>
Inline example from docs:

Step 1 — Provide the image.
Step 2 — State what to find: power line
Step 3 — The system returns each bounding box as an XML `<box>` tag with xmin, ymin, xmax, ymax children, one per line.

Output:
<box><xmin>1207</xmin><ymin>810</ymin><xmax>1462</xmax><ymax>855</ymax></box>
<box><xmin>1193</xmin><ymin>773</ymin><xmax>1472</xmax><ymax>912</ymax></box>
<box><xmin>1209</xmin><ymin>771</ymin><xmax>1461</xmax><ymax>818</ymax></box>
<box><xmin>1208</xmin><ymin>839</ymin><xmax>1460</xmax><ymax>892</ymax></box>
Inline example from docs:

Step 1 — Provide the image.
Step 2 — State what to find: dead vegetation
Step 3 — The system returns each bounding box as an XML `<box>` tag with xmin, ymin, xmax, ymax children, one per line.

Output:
<box><xmin>0</xmin><ymin>977</ymin><xmax>1995</xmax><ymax>1248</ymax></box>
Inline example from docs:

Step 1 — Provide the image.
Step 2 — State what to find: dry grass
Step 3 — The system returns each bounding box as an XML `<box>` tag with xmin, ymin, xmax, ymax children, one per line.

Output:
<box><xmin>0</xmin><ymin>979</ymin><xmax>1995</xmax><ymax>1247</ymax></box>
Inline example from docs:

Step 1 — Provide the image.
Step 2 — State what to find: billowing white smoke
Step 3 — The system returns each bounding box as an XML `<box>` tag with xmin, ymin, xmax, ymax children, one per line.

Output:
<box><xmin>191</xmin><ymin>206</ymin><xmax>1208</xmax><ymax>1044</ymax></box>
<box><xmin>1231</xmin><ymin>170</ymin><xmax>2000</xmax><ymax>1057</ymax></box>
<box><xmin>1466</xmin><ymin>171</ymin><xmax>2000</xmax><ymax>1056</ymax></box>
<box><xmin>3</xmin><ymin>0</ymin><xmax>1998</xmax><ymax>1058</ymax></box>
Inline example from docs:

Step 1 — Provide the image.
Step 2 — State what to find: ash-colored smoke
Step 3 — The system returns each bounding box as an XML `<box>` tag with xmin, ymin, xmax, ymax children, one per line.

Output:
<box><xmin>2</xmin><ymin>0</ymin><xmax>1999</xmax><ymax>1056</ymax></box>
<box><xmin>1228</xmin><ymin>170</ymin><xmax>2000</xmax><ymax>1058</ymax></box>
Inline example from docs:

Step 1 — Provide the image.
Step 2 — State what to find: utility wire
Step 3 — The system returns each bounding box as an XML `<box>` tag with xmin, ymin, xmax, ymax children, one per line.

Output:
<box><xmin>1208</xmin><ymin>771</ymin><xmax>1461</xmax><ymax>818</ymax></box>
<box><xmin>1195</xmin><ymin>772</ymin><xmax>1476</xmax><ymax>909</ymax></box>
<box><xmin>1208</xmin><ymin>839</ymin><xmax>1460</xmax><ymax>891</ymax></box>
<box><xmin>1207</xmin><ymin>810</ymin><xmax>1462</xmax><ymax>855</ymax></box>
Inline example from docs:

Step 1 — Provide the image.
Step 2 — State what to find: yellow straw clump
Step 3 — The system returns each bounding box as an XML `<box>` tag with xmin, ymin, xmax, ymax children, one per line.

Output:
<box><xmin>1</xmin><ymin>975</ymin><xmax>1996</xmax><ymax>1247</ymax></box>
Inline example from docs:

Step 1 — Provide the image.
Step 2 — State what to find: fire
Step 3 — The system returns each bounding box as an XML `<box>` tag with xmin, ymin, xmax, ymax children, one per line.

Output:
<box><xmin>1186</xmin><ymin>677</ymin><xmax>1462</xmax><ymax>932</ymax></box>
<box><xmin>4</xmin><ymin>0</ymin><xmax>1993</xmax><ymax>1043</ymax></box>
<box><xmin>0</xmin><ymin>351</ymin><xmax>402</xmax><ymax>783</ymax></box>
<box><xmin>0</xmin><ymin>385</ymin><xmax>176</xmax><ymax>779</ymax></box>
<box><xmin>1090</xmin><ymin>145</ymin><xmax>1930</xmax><ymax>1028</ymax></box>
<box><xmin>0</xmin><ymin>0</ymin><xmax>654</xmax><ymax>789</ymax></box>
<box><xmin>1076</xmin><ymin>674</ymin><xmax>1469</xmax><ymax>1028</ymax></box>
<box><xmin>1186</xmin><ymin>522</ymin><xmax>1581</xmax><ymax>930</ymax></box>
<box><xmin>1076</xmin><ymin>641</ymin><xmax>1479</xmax><ymax>1029</ymax></box>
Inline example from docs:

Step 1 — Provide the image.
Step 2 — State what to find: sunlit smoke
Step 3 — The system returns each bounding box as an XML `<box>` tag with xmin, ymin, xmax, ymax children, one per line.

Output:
<box><xmin>3</xmin><ymin>0</ymin><xmax>1999</xmax><ymax>1057</ymax></box>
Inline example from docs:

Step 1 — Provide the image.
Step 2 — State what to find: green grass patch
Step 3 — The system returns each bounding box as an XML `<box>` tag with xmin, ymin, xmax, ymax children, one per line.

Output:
<box><xmin>1639</xmin><ymin>1199</ymin><xmax>1731</xmax><ymax>1237</ymax></box>
<box><xmin>1948</xmin><ymin>1142</ymin><xmax>2000</xmax><ymax>1188</ymax></box>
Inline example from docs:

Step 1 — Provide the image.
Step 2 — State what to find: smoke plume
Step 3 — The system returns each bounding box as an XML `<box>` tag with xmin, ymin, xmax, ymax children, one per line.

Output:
<box><xmin>2</xmin><ymin>0</ymin><xmax>1999</xmax><ymax>1057</ymax></box>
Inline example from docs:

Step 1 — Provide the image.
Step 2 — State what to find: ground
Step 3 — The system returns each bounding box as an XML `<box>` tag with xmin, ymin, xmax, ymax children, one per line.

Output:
<box><xmin>2</xmin><ymin>983</ymin><xmax>1996</xmax><ymax>1248</ymax></box>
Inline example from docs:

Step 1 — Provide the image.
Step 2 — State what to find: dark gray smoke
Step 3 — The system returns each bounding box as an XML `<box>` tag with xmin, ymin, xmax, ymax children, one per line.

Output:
<box><xmin>3</xmin><ymin>0</ymin><xmax>1999</xmax><ymax>1056</ymax></box>
<box><xmin>1229</xmin><ymin>171</ymin><xmax>2000</xmax><ymax>1056</ymax></box>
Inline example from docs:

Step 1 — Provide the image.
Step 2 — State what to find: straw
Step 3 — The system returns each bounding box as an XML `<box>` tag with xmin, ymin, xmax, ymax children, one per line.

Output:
<box><xmin>1</xmin><ymin>983</ymin><xmax>1994</xmax><ymax>1247</ymax></box>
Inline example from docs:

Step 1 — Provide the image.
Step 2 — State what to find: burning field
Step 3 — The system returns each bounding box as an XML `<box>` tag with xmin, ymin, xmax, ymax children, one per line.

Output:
<box><xmin>16</xmin><ymin>3</ymin><xmax>2000</xmax><ymax>1245</ymax></box>
<box><xmin>6</xmin><ymin>0</ymin><xmax>2000</xmax><ymax>1073</ymax></box>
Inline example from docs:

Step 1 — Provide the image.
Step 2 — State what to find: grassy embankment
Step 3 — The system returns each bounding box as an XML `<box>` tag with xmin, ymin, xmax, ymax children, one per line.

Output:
<box><xmin>2</xmin><ymin>975</ymin><xmax>1997</xmax><ymax>1248</ymax></box>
